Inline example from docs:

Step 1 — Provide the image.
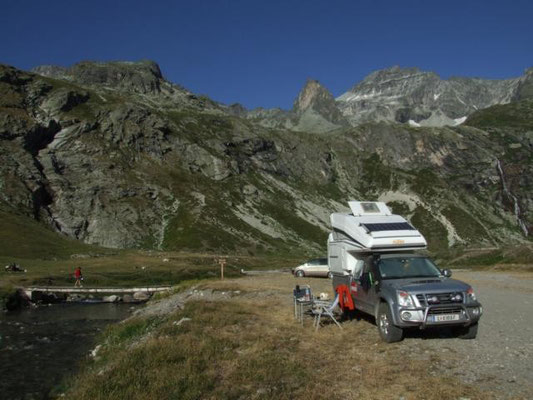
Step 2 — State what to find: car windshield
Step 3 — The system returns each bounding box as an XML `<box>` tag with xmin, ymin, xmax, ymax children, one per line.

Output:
<box><xmin>378</xmin><ymin>257</ymin><xmax>441</xmax><ymax>279</ymax></box>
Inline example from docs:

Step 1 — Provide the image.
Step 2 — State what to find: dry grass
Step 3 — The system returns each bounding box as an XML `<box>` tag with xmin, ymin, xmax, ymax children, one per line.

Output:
<box><xmin>64</xmin><ymin>274</ymin><xmax>489</xmax><ymax>400</ymax></box>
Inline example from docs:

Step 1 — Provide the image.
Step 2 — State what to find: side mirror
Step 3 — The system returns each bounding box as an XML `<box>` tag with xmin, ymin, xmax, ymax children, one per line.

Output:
<box><xmin>442</xmin><ymin>269</ymin><xmax>452</xmax><ymax>278</ymax></box>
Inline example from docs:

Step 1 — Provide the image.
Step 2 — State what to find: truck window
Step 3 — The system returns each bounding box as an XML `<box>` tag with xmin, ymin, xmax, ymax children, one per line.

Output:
<box><xmin>353</xmin><ymin>259</ymin><xmax>364</xmax><ymax>278</ymax></box>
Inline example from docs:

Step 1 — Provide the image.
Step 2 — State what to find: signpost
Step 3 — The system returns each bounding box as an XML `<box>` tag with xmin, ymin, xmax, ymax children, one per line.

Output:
<box><xmin>216</xmin><ymin>258</ymin><xmax>227</xmax><ymax>280</ymax></box>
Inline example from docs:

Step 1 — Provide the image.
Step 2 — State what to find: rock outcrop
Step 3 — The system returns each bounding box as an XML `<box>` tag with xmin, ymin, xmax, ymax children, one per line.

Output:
<box><xmin>292</xmin><ymin>79</ymin><xmax>347</xmax><ymax>129</ymax></box>
<box><xmin>512</xmin><ymin>67</ymin><xmax>533</xmax><ymax>101</ymax></box>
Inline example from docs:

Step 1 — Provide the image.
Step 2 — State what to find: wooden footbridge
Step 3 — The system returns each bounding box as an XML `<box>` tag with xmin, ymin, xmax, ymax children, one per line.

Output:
<box><xmin>23</xmin><ymin>285</ymin><xmax>171</xmax><ymax>299</ymax></box>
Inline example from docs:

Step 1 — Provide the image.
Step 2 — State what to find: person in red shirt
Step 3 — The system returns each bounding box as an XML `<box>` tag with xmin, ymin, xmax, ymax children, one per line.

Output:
<box><xmin>74</xmin><ymin>267</ymin><xmax>83</xmax><ymax>287</ymax></box>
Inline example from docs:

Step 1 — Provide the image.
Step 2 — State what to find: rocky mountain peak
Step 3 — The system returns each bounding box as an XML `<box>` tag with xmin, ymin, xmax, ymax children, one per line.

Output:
<box><xmin>337</xmin><ymin>65</ymin><xmax>521</xmax><ymax>126</ymax></box>
<box><xmin>30</xmin><ymin>65</ymin><xmax>69</xmax><ymax>79</ymax></box>
<box><xmin>293</xmin><ymin>79</ymin><xmax>330</xmax><ymax>113</ymax></box>
<box><xmin>32</xmin><ymin>60</ymin><xmax>165</xmax><ymax>94</ymax></box>
<box><xmin>292</xmin><ymin>79</ymin><xmax>345</xmax><ymax>125</ymax></box>
<box><xmin>227</xmin><ymin>103</ymin><xmax>248</xmax><ymax>117</ymax></box>
<box><xmin>362</xmin><ymin>65</ymin><xmax>427</xmax><ymax>82</ymax></box>
<box><xmin>347</xmin><ymin>65</ymin><xmax>439</xmax><ymax>94</ymax></box>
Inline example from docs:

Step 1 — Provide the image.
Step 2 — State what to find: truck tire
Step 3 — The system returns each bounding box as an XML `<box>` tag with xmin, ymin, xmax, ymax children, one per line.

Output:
<box><xmin>377</xmin><ymin>303</ymin><xmax>404</xmax><ymax>343</ymax></box>
<box><xmin>295</xmin><ymin>270</ymin><xmax>305</xmax><ymax>278</ymax></box>
<box><xmin>455</xmin><ymin>322</ymin><xmax>478</xmax><ymax>339</ymax></box>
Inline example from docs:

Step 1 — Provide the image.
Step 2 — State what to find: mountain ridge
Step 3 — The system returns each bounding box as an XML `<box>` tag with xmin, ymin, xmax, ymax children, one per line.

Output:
<box><xmin>1</xmin><ymin>60</ymin><xmax>531</xmax><ymax>254</ymax></box>
<box><xmin>30</xmin><ymin>60</ymin><xmax>532</xmax><ymax>131</ymax></box>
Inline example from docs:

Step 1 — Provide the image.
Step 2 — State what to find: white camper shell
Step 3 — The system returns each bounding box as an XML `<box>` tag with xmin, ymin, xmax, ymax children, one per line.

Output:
<box><xmin>328</xmin><ymin>201</ymin><xmax>427</xmax><ymax>276</ymax></box>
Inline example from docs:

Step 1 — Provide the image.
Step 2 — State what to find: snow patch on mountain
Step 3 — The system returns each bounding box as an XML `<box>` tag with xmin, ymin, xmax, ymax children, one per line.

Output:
<box><xmin>454</xmin><ymin>116</ymin><xmax>467</xmax><ymax>125</ymax></box>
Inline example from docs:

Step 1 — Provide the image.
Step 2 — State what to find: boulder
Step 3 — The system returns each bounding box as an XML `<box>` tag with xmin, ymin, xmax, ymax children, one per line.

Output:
<box><xmin>102</xmin><ymin>295</ymin><xmax>119</xmax><ymax>303</ymax></box>
<box><xmin>68</xmin><ymin>294</ymin><xmax>84</xmax><ymax>302</ymax></box>
<box><xmin>5</xmin><ymin>289</ymin><xmax>31</xmax><ymax>310</ymax></box>
<box><xmin>133</xmin><ymin>291</ymin><xmax>150</xmax><ymax>301</ymax></box>
<box><xmin>122</xmin><ymin>294</ymin><xmax>134</xmax><ymax>303</ymax></box>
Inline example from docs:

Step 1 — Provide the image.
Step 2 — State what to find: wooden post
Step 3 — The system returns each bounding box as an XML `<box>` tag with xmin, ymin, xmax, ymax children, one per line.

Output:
<box><xmin>217</xmin><ymin>258</ymin><xmax>227</xmax><ymax>280</ymax></box>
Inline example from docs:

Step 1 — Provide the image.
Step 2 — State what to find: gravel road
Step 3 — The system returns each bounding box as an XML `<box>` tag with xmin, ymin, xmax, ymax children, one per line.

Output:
<box><xmin>400</xmin><ymin>270</ymin><xmax>533</xmax><ymax>399</ymax></box>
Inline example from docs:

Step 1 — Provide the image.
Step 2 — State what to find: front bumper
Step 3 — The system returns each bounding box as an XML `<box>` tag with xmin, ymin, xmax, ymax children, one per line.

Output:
<box><xmin>393</xmin><ymin>303</ymin><xmax>483</xmax><ymax>329</ymax></box>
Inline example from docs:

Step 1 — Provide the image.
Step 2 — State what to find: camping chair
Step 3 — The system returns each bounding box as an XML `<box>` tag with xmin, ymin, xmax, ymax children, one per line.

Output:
<box><xmin>293</xmin><ymin>285</ymin><xmax>313</xmax><ymax>325</ymax></box>
<box><xmin>312</xmin><ymin>293</ymin><xmax>342</xmax><ymax>331</ymax></box>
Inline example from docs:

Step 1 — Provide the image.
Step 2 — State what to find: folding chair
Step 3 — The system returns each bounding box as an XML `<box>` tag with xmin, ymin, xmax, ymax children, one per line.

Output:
<box><xmin>293</xmin><ymin>285</ymin><xmax>313</xmax><ymax>325</ymax></box>
<box><xmin>312</xmin><ymin>293</ymin><xmax>342</xmax><ymax>331</ymax></box>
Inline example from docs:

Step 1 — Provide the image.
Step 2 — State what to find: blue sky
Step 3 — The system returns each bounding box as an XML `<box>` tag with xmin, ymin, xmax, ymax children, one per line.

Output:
<box><xmin>1</xmin><ymin>0</ymin><xmax>532</xmax><ymax>109</ymax></box>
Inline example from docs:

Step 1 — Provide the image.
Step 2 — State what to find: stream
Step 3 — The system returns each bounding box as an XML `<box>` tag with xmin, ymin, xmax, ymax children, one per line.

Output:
<box><xmin>0</xmin><ymin>302</ymin><xmax>136</xmax><ymax>400</ymax></box>
<box><xmin>496</xmin><ymin>158</ymin><xmax>529</xmax><ymax>236</ymax></box>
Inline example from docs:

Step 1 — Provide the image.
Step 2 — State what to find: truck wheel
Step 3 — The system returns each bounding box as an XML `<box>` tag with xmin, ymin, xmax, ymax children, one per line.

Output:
<box><xmin>295</xmin><ymin>270</ymin><xmax>305</xmax><ymax>278</ymax></box>
<box><xmin>377</xmin><ymin>303</ymin><xmax>404</xmax><ymax>343</ymax></box>
<box><xmin>327</xmin><ymin>272</ymin><xmax>333</xmax><ymax>279</ymax></box>
<box><xmin>455</xmin><ymin>322</ymin><xmax>478</xmax><ymax>339</ymax></box>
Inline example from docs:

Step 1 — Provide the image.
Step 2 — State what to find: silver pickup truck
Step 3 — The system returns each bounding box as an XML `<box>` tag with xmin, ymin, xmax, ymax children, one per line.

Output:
<box><xmin>332</xmin><ymin>253</ymin><xmax>483</xmax><ymax>342</ymax></box>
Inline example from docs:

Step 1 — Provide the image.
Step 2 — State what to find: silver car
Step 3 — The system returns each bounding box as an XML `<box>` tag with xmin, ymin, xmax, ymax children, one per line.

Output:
<box><xmin>293</xmin><ymin>258</ymin><xmax>332</xmax><ymax>278</ymax></box>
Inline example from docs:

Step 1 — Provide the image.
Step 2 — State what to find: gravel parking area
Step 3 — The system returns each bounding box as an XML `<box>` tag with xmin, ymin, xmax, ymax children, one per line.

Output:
<box><xmin>400</xmin><ymin>270</ymin><xmax>533</xmax><ymax>399</ymax></box>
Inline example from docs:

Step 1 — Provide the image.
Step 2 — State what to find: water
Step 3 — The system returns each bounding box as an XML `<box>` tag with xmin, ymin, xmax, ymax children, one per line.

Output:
<box><xmin>0</xmin><ymin>302</ymin><xmax>136</xmax><ymax>400</ymax></box>
<box><xmin>496</xmin><ymin>159</ymin><xmax>529</xmax><ymax>236</ymax></box>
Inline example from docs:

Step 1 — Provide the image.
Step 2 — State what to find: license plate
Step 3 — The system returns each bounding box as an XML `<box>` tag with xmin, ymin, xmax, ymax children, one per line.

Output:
<box><xmin>430</xmin><ymin>314</ymin><xmax>460</xmax><ymax>322</ymax></box>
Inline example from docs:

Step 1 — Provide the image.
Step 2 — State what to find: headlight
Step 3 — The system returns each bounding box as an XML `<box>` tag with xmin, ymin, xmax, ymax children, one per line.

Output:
<box><xmin>450</xmin><ymin>293</ymin><xmax>463</xmax><ymax>302</ymax></box>
<box><xmin>466</xmin><ymin>287</ymin><xmax>477</xmax><ymax>302</ymax></box>
<box><xmin>397</xmin><ymin>290</ymin><xmax>414</xmax><ymax>307</ymax></box>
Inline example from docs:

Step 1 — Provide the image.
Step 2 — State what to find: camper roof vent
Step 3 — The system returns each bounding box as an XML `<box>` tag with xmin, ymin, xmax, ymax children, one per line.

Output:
<box><xmin>348</xmin><ymin>201</ymin><xmax>392</xmax><ymax>217</ymax></box>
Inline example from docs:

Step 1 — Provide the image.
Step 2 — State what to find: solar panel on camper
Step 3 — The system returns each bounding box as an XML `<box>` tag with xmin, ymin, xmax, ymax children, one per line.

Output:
<box><xmin>361</xmin><ymin>222</ymin><xmax>415</xmax><ymax>232</ymax></box>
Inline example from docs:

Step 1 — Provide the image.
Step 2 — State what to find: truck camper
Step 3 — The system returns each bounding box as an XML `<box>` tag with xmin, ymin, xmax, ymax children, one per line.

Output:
<box><xmin>329</xmin><ymin>201</ymin><xmax>482</xmax><ymax>342</ymax></box>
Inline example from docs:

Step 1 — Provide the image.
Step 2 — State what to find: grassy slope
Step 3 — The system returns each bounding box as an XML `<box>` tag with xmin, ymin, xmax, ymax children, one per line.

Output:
<box><xmin>465</xmin><ymin>99</ymin><xmax>533</xmax><ymax>131</ymax></box>
<box><xmin>0</xmin><ymin>208</ymin><xmax>105</xmax><ymax>260</ymax></box>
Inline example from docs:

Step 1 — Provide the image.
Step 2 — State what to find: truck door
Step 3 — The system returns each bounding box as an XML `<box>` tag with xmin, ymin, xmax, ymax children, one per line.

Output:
<box><xmin>354</xmin><ymin>256</ymin><xmax>381</xmax><ymax>314</ymax></box>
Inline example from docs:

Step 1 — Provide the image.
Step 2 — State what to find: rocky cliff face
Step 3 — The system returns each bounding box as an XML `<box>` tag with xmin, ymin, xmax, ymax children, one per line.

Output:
<box><xmin>513</xmin><ymin>67</ymin><xmax>533</xmax><ymax>101</ymax></box>
<box><xmin>336</xmin><ymin>66</ymin><xmax>521</xmax><ymax>127</ymax></box>
<box><xmin>0</xmin><ymin>61</ymin><xmax>531</xmax><ymax>254</ymax></box>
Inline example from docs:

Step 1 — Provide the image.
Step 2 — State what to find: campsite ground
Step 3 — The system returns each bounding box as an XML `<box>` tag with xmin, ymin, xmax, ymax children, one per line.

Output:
<box><xmin>63</xmin><ymin>269</ymin><xmax>533</xmax><ymax>400</ymax></box>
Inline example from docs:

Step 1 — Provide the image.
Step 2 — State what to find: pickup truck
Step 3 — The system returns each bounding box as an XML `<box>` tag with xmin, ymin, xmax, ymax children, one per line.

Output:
<box><xmin>332</xmin><ymin>253</ymin><xmax>483</xmax><ymax>342</ymax></box>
